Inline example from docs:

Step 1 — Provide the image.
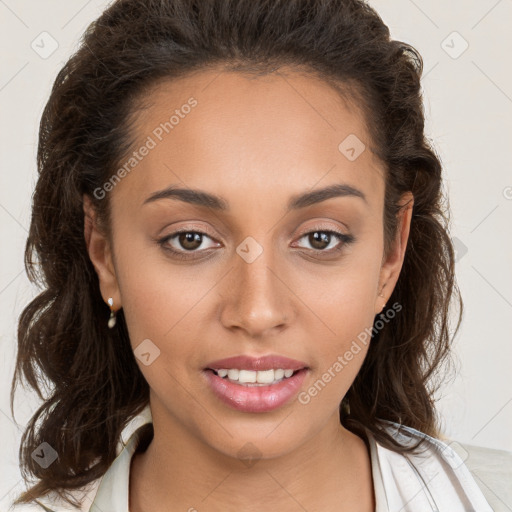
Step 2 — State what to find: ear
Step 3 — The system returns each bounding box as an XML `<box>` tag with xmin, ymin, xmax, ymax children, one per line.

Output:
<box><xmin>374</xmin><ymin>191</ymin><xmax>414</xmax><ymax>314</ymax></box>
<box><xmin>83</xmin><ymin>194</ymin><xmax>122</xmax><ymax>310</ymax></box>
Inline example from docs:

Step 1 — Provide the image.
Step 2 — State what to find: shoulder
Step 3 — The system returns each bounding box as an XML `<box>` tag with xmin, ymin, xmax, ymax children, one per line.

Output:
<box><xmin>372</xmin><ymin>420</ymin><xmax>512</xmax><ymax>512</ymax></box>
<box><xmin>456</xmin><ymin>440</ymin><xmax>512</xmax><ymax>512</ymax></box>
<box><xmin>6</xmin><ymin>504</ymin><xmax>47</xmax><ymax>512</ymax></box>
<box><xmin>401</xmin><ymin>423</ymin><xmax>512</xmax><ymax>510</ymax></box>
<box><xmin>7</xmin><ymin>405</ymin><xmax>153</xmax><ymax>512</ymax></box>
<box><xmin>6</xmin><ymin>480</ymin><xmax>101</xmax><ymax>512</ymax></box>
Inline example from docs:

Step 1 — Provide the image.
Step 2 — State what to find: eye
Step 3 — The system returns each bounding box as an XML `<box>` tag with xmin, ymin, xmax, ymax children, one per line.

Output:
<box><xmin>293</xmin><ymin>226</ymin><xmax>355</xmax><ymax>255</ymax></box>
<box><xmin>157</xmin><ymin>229</ymin><xmax>220</xmax><ymax>260</ymax></box>
<box><xmin>156</xmin><ymin>225</ymin><xmax>356</xmax><ymax>261</ymax></box>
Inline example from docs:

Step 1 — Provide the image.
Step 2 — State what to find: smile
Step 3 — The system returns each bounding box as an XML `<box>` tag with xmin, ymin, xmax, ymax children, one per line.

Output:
<box><xmin>203</xmin><ymin>368</ymin><xmax>309</xmax><ymax>412</ymax></box>
<box><xmin>213</xmin><ymin>368</ymin><xmax>298</xmax><ymax>385</ymax></box>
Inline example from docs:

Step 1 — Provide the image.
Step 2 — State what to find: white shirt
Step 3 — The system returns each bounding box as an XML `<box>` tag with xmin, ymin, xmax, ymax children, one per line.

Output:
<box><xmin>11</xmin><ymin>404</ymin><xmax>510</xmax><ymax>511</ymax></box>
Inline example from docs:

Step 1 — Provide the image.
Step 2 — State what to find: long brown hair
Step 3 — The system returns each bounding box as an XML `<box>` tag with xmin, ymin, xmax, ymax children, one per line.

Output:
<box><xmin>11</xmin><ymin>0</ymin><xmax>461</xmax><ymax>507</ymax></box>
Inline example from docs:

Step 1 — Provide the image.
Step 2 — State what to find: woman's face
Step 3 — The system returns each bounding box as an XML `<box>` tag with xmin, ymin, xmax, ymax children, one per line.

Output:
<box><xmin>85</xmin><ymin>68</ymin><xmax>412</xmax><ymax>461</ymax></box>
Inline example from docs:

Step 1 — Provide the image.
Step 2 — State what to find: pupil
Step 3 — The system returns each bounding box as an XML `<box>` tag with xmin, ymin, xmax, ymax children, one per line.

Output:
<box><xmin>180</xmin><ymin>232</ymin><xmax>202</xmax><ymax>250</ymax></box>
<box><xmin>311</xmin><ymin>231</ymin><xmax>329</xmax><ymax>249</ymax></box>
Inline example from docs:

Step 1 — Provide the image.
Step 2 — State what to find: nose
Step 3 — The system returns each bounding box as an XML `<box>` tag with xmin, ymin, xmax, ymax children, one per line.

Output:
<box><xmin>218</xmin><ymin>244</ymin><xmax>294</xmax><ymax>338</ymax></box>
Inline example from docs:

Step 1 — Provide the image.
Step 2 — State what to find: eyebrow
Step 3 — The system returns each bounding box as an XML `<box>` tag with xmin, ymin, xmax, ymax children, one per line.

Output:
<box><xmin>143</xmin><ymin>182</ymin><xmax>368</xmax><ymax>211</ymax></box>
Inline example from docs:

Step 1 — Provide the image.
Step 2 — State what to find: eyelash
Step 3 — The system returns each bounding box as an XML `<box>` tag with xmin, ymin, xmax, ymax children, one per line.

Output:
<box><xmin>156</xmin><ymin>226</ymin><xmax>355</xmax><ymax>261</ymax></box>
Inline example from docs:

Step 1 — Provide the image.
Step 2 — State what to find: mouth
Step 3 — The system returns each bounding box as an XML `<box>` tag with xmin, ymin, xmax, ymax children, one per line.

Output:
<box><xmin>201</xmin><ymin>354</ymin><xmax>310</xmax><ymax>413</ymax></box>
<box><xmin>206</xmin><ymin>367</ymin><xmax>304</xmax><ymax>386</ymax></box>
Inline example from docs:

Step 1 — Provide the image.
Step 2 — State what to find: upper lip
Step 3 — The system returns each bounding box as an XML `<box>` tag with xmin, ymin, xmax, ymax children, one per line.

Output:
<box><xmin>205</xmin><ymin>354</ymin><xmax>309</xmax><ymax>371</ymax></box>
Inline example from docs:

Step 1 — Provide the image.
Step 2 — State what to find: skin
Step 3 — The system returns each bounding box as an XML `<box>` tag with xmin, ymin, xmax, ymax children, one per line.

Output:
<box><xmin>84</xmin><ymin>67</ymin><xmax>413</xmax><ymax>512</ymax></box>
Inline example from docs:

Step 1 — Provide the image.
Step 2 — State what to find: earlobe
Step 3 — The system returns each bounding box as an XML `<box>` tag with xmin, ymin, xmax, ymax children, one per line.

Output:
<box><xmin>83</xmin><ymin>194</ymin><xmax>122</xmax><ymax>309</ymax></box>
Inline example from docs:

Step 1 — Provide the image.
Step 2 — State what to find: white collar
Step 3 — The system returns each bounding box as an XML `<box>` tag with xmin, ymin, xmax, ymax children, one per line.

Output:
<box><xmin>363</xmin><ymin>421</ymin><xmax>493</xmax><ymax>511</ymax></box>
<box><xmin>33</xmin><ymin>404</ymin><xmax>493</xmax><ymax>511</ymax></box>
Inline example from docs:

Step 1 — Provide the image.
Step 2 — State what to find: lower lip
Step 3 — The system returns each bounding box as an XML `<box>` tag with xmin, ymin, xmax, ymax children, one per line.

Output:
<box><xmin>203</xmin><ymin>369</ymin><xmax>309</xmax><ymax>413</ymax></box>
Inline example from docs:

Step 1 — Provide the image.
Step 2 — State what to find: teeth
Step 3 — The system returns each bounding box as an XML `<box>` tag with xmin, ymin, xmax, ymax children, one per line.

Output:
<box><xmin>254</xmin><ymin>369</ymin><xmax>274</xmax><ymax>384</ymax></box>
<box><xmin>274</xmin><ymin>369</ymin><xmax>285</xmax><ymax>379</ymax></box>
<box><xmin>239</xmin><ymin>369</ymin><xmax>257</xmax><ymax>383</ymax></box>
<box><xmin>213</xmin><ymin>368</ymin><xmax>299</xmax><ymax>385</ymax></box>
<box><xmin>227</xmin><ymin>369</ymin><xmax>239</xmax><ymax>380</ymax></box>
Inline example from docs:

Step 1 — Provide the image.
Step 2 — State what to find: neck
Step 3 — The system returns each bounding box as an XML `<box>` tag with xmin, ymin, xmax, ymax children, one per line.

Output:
<box><xmin>129</xmin><ymin>408</ymin><xmax>375</xmax><ymax>512</ymax></box>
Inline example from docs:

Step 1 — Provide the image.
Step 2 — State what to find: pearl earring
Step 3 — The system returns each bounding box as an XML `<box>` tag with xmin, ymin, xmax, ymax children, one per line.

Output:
<box><xmin>107</xmin><ymin>297</ymin><xmax>117</xmax><ymax>328</ymax></box>
<box><xmin>379</xmin><ymin>291</ymin><xmax>386</xmax><ymax>309</ymax></box>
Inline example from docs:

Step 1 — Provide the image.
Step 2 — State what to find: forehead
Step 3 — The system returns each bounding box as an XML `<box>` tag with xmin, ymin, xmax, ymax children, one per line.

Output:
<box><xmin>113</xmin><ymin>67</ymin><xmax>385</xmax><ymax>214</ymax></box>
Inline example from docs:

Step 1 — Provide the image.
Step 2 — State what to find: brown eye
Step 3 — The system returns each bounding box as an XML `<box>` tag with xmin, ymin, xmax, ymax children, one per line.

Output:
<box><xmin>307</xmin><ymin>231</ymin><xmax>332</xmax><ymax>250</ymax></box>
<box><xmin>295</xmin><ymin>228</ymin><xmax>354</xmax><ymax>253</ymax></box>
<box><xmin>157</xmin><ymin>229</ymin><xmax>220</xmax><ymax>260</ymax></box>
<box><xmin>177</xmin><ymin>232</ymin><xmax>203</xmax><ymax>251</ymax></box>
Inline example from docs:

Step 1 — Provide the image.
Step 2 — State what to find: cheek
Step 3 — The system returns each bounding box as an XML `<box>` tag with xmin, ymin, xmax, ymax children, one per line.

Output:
<box><xmin>299</xmin><ymin>259</ymin><xmax>381</xmax><ymax>336</ymax></box>
<box><xmin>297</xmin><ymin>255</ymin><xmax>381</xmax><ymax>380</ymax></box>
<box><xmin>298</xmin><ymin>285</ymin><xmax>376</xmax><ymax>411</ymax></box>
<box><xmin>112</xmin><ymin>227</ymin><xmax>202</xmax><ymax>341</ymax></box>
<box><xmin>314</xmin><ymin>295</ymin><xmax>373</xmax><ymax>384</ymax></box>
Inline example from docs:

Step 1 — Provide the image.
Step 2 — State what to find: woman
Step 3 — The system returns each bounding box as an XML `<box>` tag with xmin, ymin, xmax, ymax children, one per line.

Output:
<box><xmin>9</xmin><ymin>0</ymin><xmax>505</xmax><ymax>510</ymax></box>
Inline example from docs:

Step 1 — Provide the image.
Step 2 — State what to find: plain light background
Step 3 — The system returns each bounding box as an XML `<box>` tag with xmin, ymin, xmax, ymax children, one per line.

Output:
<box><xmin>1</xmin><ymin>0</ymin><xmax>511</xmax><ymax>506</ymax></box>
